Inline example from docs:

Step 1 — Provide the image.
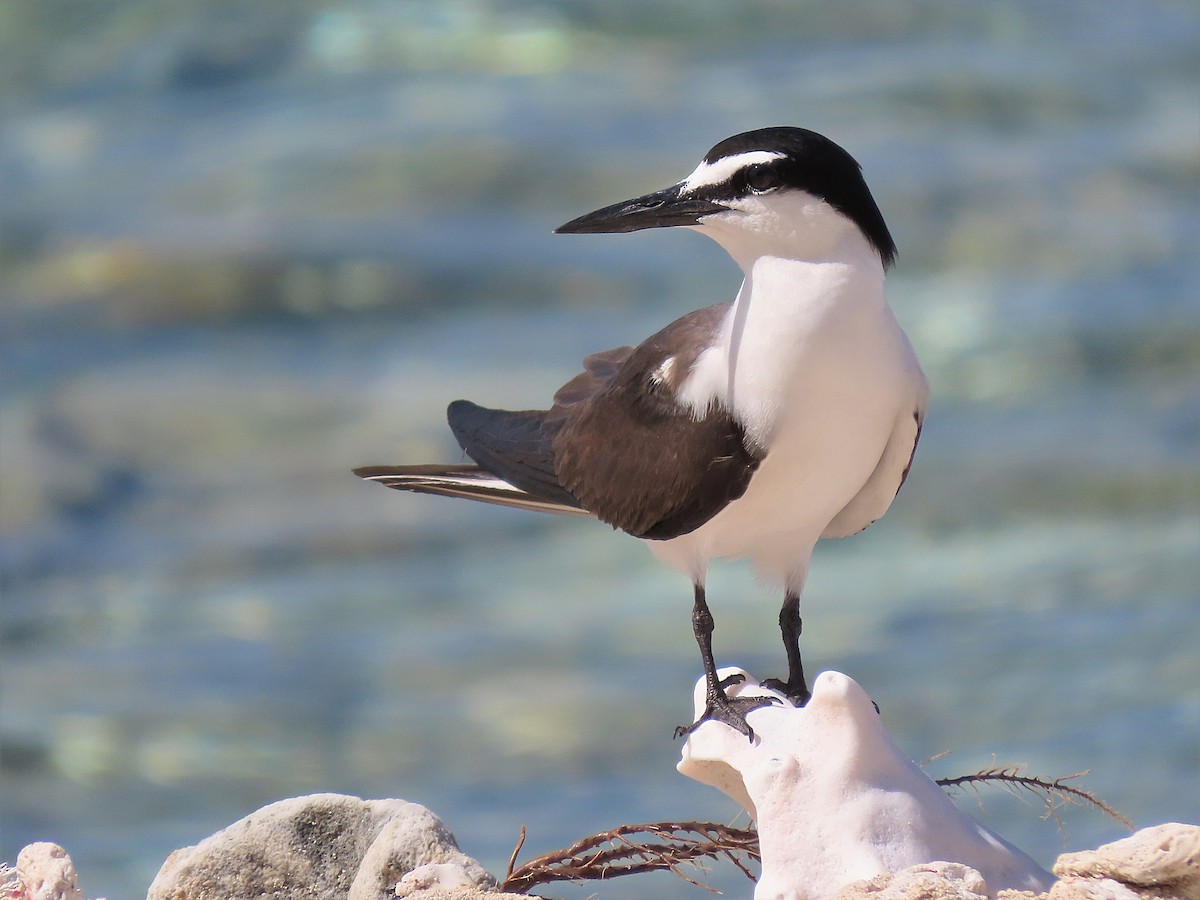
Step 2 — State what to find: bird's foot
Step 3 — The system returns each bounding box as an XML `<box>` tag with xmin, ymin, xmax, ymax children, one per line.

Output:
<box><xmin>674</xmin><ymin>686</ymin><xmax>773</xmax><ymax>741</ymax></box>
<box><xmin>761</xmin><ymin>676</ymin><xmax>812</xmax><ymax>707</ymax></box>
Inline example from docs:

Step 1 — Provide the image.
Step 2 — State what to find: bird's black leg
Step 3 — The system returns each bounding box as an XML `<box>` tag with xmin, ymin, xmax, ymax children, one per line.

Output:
<box><xmin>763</xmin><ymin>591</ymin><xmax>812</xmax><ymax>706</ymax></box>
<box><xmin>675</xmin><ymin>583</ymin><xmax>771</xmax><ymax>740</ymax></box>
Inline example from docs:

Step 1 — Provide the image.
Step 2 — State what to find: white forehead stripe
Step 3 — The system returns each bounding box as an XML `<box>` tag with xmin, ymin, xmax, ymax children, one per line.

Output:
<box><xmin>681</xmin><ymin>150</ymin><xmax>785</xmax><ymax>194</ymax></box>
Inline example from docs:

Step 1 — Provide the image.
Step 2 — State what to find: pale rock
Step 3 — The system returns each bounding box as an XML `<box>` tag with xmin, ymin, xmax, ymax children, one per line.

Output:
<box><xmin>1046</xmin><ymin>877</ymin><xmax>1141</xmax><ymax>900</ymax></box>
<box><xmin>147</xmin><ymin>793</ymin><xmax>498</xmax><ymax>900</ymax></box>
<box><xmin>678</xmin><ymin>669</ymin><xmax>1054</xmax><ymax>900</ymax></box>
<box><xmin>832</xmin><ymin>860</ymin><xmax>991</xmax><ymax>899</ymax></box>
<box><xmin>1052</xmin><ymin>823</ymin><xmax>1200</xmax><ymax>900</ymax></box>
<box><xmin>395</xmin><ymin>862</ymin><xmax>484</xmax><ymax>896</ymax></box>
<box><xmin>15</xmin><ymin>843</ymin><xmax>84</xmax><ymax>900</ymax></box>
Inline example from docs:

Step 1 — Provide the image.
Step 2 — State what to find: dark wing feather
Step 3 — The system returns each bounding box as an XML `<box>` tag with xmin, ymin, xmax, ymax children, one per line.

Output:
<box><xmin>895</xmin><ymin>410</ymin><xmax>923</xmax><ymax>496</ymax></box>
<box><xmin>446</xmin><ymin>401</ymin><xmax>584</xmax><ymax>509</ymax></box>
<box><xmin>353</xmin><ymin>463</ymin><xmax>591</xmax><ymax>517</ymax></box>
<box><xmin>356</xmin><ymin>349</ymin><xmax>640</xmax><ymax>518</ymax></box>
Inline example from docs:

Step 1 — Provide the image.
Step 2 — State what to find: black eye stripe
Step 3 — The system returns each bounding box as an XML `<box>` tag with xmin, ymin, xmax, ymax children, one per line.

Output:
<box><xmin>687</xmin><ymin>163</ymin><xmax>785</xmax><ymax>204</ymax></box>
<box><xmin>743</xmin><ymin>163</ymin><xmax>780</xmax><ymax>193</ymax></box>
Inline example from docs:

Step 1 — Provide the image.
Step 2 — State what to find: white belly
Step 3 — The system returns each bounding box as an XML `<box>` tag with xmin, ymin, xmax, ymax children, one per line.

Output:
<box><xmin>648</xmin><ymin>377</ymin><xmax>904</xmax><ymax>591</ymax></box>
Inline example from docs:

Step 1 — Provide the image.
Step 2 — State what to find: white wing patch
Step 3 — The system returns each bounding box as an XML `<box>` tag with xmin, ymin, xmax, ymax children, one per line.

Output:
<box><xmin>649</xmin><ymin>355</ymin><xmax>676</xmax><ymax>387</ymax></box>
<box><xmin>682</xmin><ymin>151</ymin><xmax>785</xmax><ymax>194</ymax></box>
<box><xmin>675</xmin><ymin>345</ymin><xmax>730</xmax><ymax>419</ymax></box>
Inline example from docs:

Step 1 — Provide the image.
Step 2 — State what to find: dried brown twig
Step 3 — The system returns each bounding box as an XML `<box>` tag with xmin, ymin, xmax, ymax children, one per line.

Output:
<box><xmin>935</xmin><ymin>765</ymin><xmax>1134</xmax><ymax>831</ymax></box>
<box><xmin>501</xmin><ymin>820</ymin><xmax>760</xmax><ymax>894</ymax></box>
<box><xmin>500</xmin><ymin>765</ymin><xmax>1130</xmax><ymax>895</ymax></box>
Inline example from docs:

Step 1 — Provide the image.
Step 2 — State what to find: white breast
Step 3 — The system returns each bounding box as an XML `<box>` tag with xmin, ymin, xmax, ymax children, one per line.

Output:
<box><xmin>650</xmin><ymin>254</ymin><xmax>927</xmax><ymax>592</ymax></box>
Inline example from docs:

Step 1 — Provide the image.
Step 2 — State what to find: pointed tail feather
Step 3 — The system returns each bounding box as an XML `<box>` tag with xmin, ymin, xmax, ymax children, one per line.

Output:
<box><xmin>353</xmin><ymin>464</ymin><xmax>593</xmax><ymax>518</ymax></box>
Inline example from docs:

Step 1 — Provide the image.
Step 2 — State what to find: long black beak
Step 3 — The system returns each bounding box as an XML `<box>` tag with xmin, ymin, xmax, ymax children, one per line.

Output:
<box><xmin>555</xmin><ymin>183</ymin><xmax>727</xmax><ymax>234</ymax></box>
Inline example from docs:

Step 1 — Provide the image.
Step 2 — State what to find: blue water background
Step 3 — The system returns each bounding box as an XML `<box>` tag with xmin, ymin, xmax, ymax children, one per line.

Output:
<box><xmin>2</xmin><ymin>2</ymin><xmax>1198</xmax><ymax>897</ymax></box>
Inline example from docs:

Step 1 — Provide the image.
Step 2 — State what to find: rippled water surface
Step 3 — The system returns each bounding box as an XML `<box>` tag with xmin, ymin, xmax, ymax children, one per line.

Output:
<box><xmin>2</xmin><ymin>3</ymin><xmax>1198</xmax><ymax>898</ymax></box>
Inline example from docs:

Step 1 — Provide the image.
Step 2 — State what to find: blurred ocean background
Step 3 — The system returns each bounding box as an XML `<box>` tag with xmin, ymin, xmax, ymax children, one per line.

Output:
<box><xmin>2</xmin><ymin>1</ymin><xmax>1198</xmax><ymax>897</ymax></box>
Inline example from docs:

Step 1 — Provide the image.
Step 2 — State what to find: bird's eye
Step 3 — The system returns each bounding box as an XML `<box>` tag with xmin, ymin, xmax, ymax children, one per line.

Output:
<box><xmin>744</xmin><ymin>164</ymin><xmax>780</xmax><ymax>194</ymax></box>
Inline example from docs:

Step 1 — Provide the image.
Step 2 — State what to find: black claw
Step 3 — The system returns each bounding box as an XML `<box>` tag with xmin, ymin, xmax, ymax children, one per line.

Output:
<box><xmin>761</xmin><ymin>676</ymin><xmax>812</xmax><ymax>707</ymax></box>
<box><xmin>676</xmin><ymin>692</ymin><xmax>772</xmax><ymax>741</ymax></box>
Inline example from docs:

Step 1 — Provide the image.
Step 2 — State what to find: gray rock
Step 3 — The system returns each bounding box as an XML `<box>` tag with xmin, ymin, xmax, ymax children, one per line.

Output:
<box><xmin>147</xmin><ymin>793</ymin><xmax>499</xmax><ymax>900</ymax></box>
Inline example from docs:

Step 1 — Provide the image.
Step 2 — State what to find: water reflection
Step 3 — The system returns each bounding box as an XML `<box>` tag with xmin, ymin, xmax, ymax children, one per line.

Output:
<box><xmin>2</xmin><ymin>3</ymin><xmax>1198</xmax><ymax>898</ymax></box>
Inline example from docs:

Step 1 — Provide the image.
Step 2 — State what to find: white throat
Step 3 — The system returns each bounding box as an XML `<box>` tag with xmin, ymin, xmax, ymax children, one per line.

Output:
<box><xmin>678</xmin><ymin>212</ymin><xmax>889</xmax><ymax>451</ymax></box>
<box><xmin>701</xmin><ymin>192</ymin><xmax>883</xmax><ymax>273</ymax></box>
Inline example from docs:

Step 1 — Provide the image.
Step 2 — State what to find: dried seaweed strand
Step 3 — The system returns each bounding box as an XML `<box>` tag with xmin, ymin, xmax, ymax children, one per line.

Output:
<box><xmin>505</xmin><ymin>824</ymin><xmax>527</xmax><ymax>882</ymax></box>
<box><xmin>936</xmin><ymin>766</ymin><xmax>1134</xmax><ymax>830</ymax></box>
<box><xmin>501</xmin><ymin>820</ymin><xmax>759</xmax><ymax>893</ymax></box>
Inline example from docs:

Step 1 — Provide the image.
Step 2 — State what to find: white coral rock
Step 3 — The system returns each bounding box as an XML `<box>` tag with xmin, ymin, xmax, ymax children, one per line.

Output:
<box><xmin>678</xmin><ymin>669</ymin><xmax>1053</xmax><ymax>900</ymax></box>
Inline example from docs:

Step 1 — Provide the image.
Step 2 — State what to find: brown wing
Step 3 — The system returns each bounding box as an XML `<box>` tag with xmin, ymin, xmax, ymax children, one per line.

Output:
<box><xmin>545</xmin><ymin>346</ymin><xmax>635</xmax><ymax>426</ymax></box>
<box><xmin>363</xmin><ymin>302</ymin><xmax>757</xmax><ymax>540</ymax></box>
<box><xmin>551</xmin><ymin>303</ymin><xmax>762</xmax><ymax>540</ymax></box>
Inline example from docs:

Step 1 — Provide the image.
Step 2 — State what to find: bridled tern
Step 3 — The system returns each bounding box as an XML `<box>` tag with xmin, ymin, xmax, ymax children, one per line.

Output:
<box><xmin>355</xmin><ymin>127</ymin><xmax>928</xmax><ymax>738</ymax></box>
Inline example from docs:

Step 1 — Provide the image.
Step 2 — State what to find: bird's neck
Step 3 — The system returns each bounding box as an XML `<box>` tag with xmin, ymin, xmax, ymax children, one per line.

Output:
<box><xmin>680</xmin><ymin>245</ymin><xmax>889</xmax><ymax>451</ymax></box>
<box><xmin>706</xmin><ymin>194</ymin><xmax>886</xmax><ymax>274</ymax></box>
